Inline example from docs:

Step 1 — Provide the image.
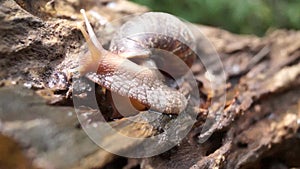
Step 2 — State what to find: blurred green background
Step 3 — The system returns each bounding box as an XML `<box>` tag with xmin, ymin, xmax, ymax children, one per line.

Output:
<box><xmin>130</xmin><ymin>0</ymin><xmax>300</xmax><ymax>36</ymax></box>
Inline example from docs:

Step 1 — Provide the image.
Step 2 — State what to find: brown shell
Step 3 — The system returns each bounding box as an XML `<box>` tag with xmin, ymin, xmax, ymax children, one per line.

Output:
<box><xmin>109</xmin><ymin>12</ymin><xmax>197</xmax><ymax>77</ymax></box>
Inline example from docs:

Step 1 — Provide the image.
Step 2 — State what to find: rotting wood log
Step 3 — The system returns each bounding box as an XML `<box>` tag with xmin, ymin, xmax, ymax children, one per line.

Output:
<box><xmin>0</xmin><ymin>0</ymin><xmax>299</xmax><ymax>169</ymax></box>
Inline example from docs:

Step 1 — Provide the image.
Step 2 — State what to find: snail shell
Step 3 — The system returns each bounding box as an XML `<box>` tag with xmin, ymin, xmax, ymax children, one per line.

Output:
<box><xmin>78</xmin><ymin>9</ymin><xmax>196</xmax><ymax>114</ymax></box>
<box><xmin>110</xmin><ymin>12</ymin><xmax>196</xmax><ymax>78</ymax></box>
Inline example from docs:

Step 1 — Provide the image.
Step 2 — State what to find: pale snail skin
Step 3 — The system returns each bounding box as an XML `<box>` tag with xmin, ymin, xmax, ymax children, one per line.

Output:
<box><xmin>78</xmin><ymin>9</ymin><xmax>197</xmax><ymax>114</ymax></box>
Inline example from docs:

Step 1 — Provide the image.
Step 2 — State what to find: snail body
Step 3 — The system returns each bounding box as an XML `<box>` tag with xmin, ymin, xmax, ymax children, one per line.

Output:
<box><xmin>78</xmin><ymin>9</ymin><xmax>196</xmax><ymax>114</ymax></box>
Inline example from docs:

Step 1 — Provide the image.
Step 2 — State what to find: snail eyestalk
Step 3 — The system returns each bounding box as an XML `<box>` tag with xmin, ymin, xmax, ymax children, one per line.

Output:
<box><xmin>80</xmin><ymin>9</ymin><xmax>104</xmax><ymax>52</ymax></box>
<box><xmin>78</xmin><ymin>9</ymin><xmax>108</xmax><ymax>74</ymax></box>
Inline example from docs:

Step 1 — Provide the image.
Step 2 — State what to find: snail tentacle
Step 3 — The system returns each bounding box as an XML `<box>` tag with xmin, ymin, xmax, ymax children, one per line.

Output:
<box><xmin>78</xmin><ymin>9</ymin><xmax>108</xmax><ymax>74</ymax></box>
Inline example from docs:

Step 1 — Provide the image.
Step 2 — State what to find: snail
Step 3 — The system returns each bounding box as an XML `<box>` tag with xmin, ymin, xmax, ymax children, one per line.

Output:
<box><xmin>77</xmin><ymin>9</ymin><xmax>197</xmax><ymax>114</ymax></box>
